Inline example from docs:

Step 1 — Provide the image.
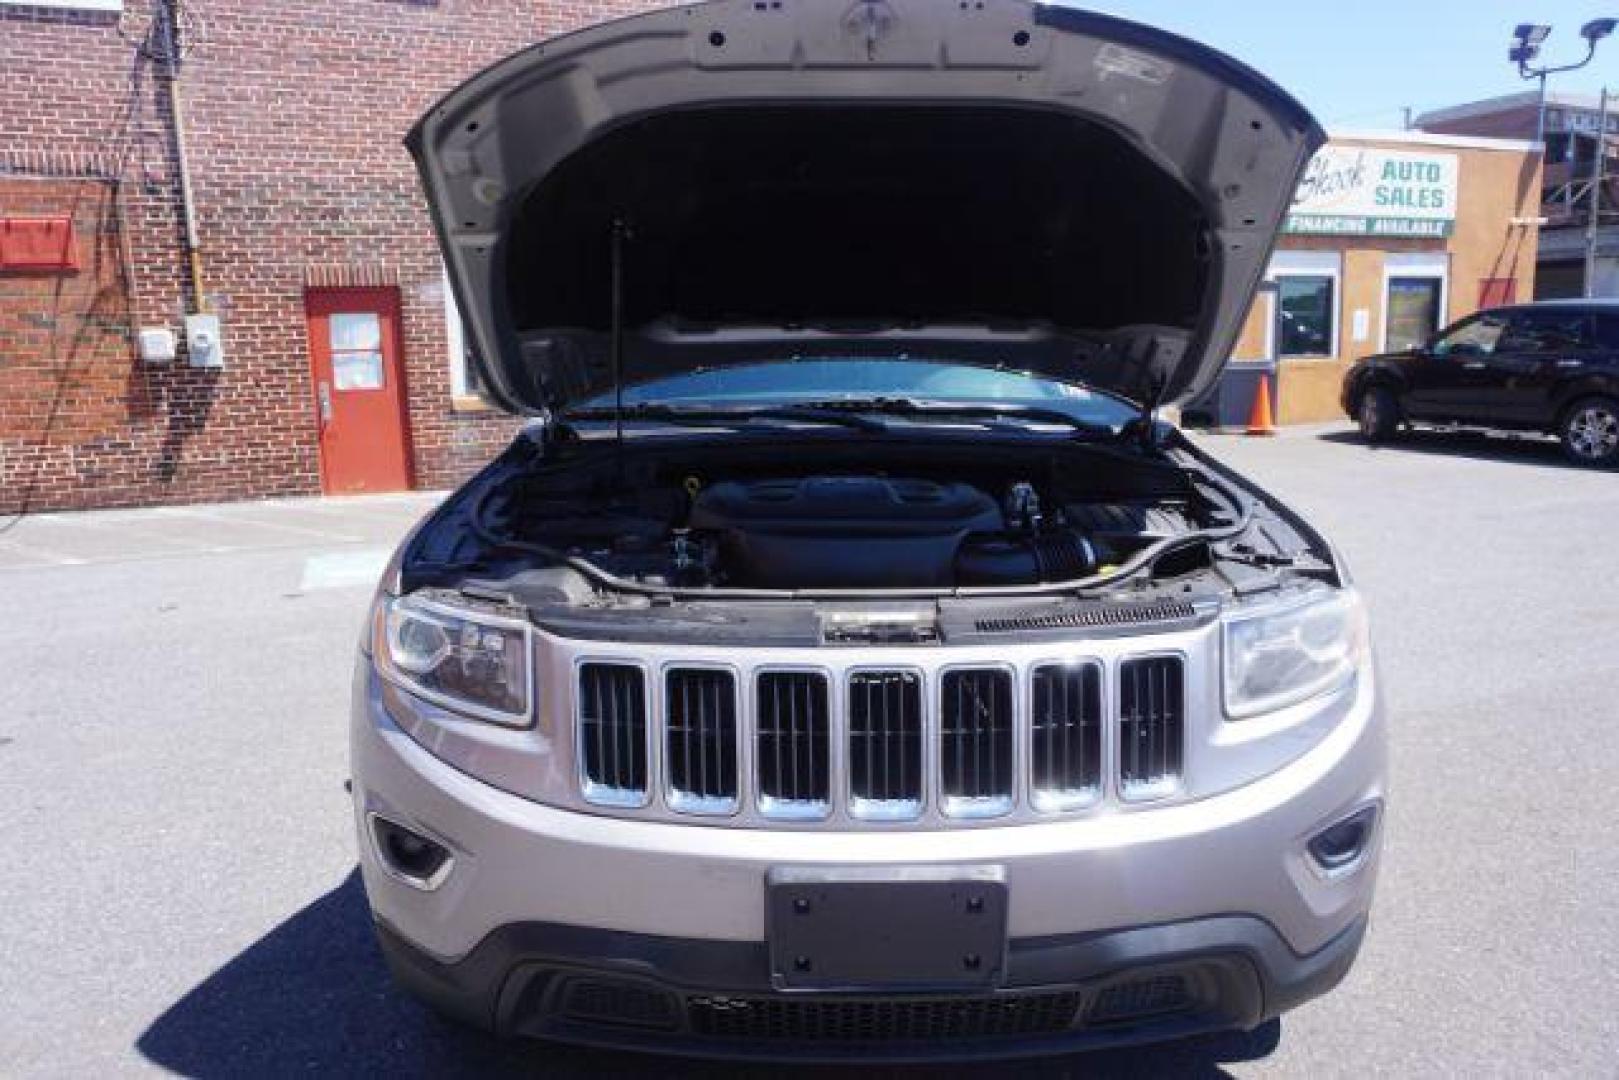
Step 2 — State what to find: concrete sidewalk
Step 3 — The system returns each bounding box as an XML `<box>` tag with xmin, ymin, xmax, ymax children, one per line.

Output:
<box><xmin>0</xmin><ymin>491</ymin><xmax>444</xmax><ymax>574</ymax></box>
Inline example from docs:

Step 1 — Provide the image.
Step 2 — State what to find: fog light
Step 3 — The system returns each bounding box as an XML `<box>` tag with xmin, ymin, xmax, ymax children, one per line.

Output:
<box><xmin>1308</xmin><ymin>805</ymin><xmax>1378</xmax><ymax>871</ymax></box>
<box><xmin>370</xmin><ymin>814</ymin><xmax>453</xmax><ymax>889</ymax></box>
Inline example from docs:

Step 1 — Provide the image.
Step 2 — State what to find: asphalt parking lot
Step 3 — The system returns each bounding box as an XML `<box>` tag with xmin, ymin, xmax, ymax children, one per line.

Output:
<box><xmin>2</xmin><ymin>425</ymin><xmax>1616</xmax><ymax>1078</ymax></box>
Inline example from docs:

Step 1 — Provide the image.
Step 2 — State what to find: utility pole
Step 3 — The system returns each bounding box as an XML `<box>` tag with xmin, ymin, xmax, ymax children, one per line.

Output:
<box><xmin>1585</xmin><ymin>87</ymin><xmax>1610</xmax><ymax>298</ymax></box>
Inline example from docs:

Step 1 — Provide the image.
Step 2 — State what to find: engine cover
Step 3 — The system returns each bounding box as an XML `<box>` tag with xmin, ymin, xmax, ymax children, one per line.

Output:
<box><xmin>689</xmin><ymin>476</ymin><xmax>1003</xmax><ymax>588</ymax></box>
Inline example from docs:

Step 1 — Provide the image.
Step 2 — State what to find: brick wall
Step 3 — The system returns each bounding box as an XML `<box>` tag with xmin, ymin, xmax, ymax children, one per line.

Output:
<box><xmin>0</xmin><ymin>170</ymin><xmax>138</xmax><ymax>504</ymax></box>
<box><xmin>1</xmin><ymin>0</ymin><xmax>666</xmax><ymax>513</ymax></box>
<box><xmin>1419</xmin><ymin>105</ymin><xmax>1540</xmax><ymax>142</ymax></box>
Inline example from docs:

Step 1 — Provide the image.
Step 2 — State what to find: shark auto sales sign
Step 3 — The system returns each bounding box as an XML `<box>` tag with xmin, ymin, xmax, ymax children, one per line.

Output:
<box><xmin>1285</xmin><ymin>146</ymin><xmax>1458</xmax><ymax>238</ymax></box>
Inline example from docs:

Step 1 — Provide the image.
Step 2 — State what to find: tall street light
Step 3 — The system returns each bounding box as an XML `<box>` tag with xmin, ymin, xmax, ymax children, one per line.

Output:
<box><xmin>1585</xmin><ymin>87</ymin><xmax>1610</xmax><ymax>297</ymax></box>
<box><xmin>1511</xmin><ymin>19</ymin><xmax>1616</xmax><ymax>145</ymax></box>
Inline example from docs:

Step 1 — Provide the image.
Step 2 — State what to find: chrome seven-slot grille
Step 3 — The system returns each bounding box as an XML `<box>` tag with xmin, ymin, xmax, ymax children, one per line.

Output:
<box><xmin>574</xmin><ymin>656</ymin><xmax>1184</xmax><ymax>823</ymax></box>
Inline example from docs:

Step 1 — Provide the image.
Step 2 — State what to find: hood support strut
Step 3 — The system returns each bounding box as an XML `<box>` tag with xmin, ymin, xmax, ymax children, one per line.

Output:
<box><xmin>1122</xmin><ymin>341</ymin><xmax>1172</xmax><ymax>449</ymax></box>
<box><xmin>610</xmin><ymin>217</ymin><xmax>632</xmax><ymax>472</ymax></box>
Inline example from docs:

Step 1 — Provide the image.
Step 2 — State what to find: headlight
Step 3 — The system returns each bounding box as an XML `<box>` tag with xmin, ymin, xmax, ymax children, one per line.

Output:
<box><xmin>1222</xmin><ymin>587</ymin><xmax>1367</xmax><ymax>719</ymax></box>
<box><xmin>374</xmin><ymin>592</ymin><xmax>533</xmax><ymax>726</ymax></box>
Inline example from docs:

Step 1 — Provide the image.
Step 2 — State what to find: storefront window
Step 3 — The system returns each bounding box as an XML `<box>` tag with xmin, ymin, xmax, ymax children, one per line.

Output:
<box><xmin>1386</xmin><ymin>277</ymin><xmax>1443</xmax><ymax>352</ymax></box>
<box><xmin>1276</xmin><ymin>275</ymin><xmax>1335</xmax><ymax>357</ymax></box>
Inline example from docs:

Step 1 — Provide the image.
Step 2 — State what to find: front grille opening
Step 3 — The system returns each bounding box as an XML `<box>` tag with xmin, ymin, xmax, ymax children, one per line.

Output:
<box><xmin>847</xmin><ymin>670</ymin><xmax>923</xmax><ymax>819</ymax></box>
<box><xmin>1086</xmin><ymin>974</ymin><xmax>1193</xmax><ymax>1026</ymax></box>
<box><xmin>688</xmin><ymin>992</ymin><xmax>1082</xmax><ymax>1042</ymax></box>
<box><xmin>939</xmin><ymin>668</ymin><xmax>1014</xmax><ymax>817</ymax></box>
<box><xmin>1030</xmin><ymin>663</ymin><xmax>1103</xmax><ymax>811</ymax></box>
<box><xmin>756</xmin><ymin>671</ymin><xmax>831</xmax><ymax>818</ymax></box>
<box><xmin>578</xmin><ymin>652</ymin><xmax>1183</xmax><ymax>824</ymax></box>
<box><xmin>1118</xmin><ymin>656</ymin><xmax>1185</xmax><ymax>799</ymax></box>
<box><xmin>560</xmin><ymin>977</ymin><xmax>680</xmax><ymax>1032</ymax></box>
<box><xmin>577</xmin><ymin>663</ymin><xmax>649</xmax><ymax>806</ymax></box>
<box><xmin>666</xmin><ymin>668</ymin><xmax>739</xmax><ymax>813</ymax></box>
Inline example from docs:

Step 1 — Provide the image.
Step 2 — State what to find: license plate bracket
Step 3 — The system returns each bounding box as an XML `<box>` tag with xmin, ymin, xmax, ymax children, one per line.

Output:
<box><xmin>766</xmin><ymin>866</ymin><xmax>1008</xmax><ymax>991</ymax></box>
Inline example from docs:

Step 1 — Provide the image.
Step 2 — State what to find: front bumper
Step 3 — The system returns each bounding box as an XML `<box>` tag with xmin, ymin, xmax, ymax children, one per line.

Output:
<box><xmin>351</xmin><ymin>660</ymin><xmax>1384</xmax><ymax>1054</ymax></box>
<box><xmin>375</xmin><ymin>908</ymin><xmax>1367</xmax><ymax>1060</ymax></box>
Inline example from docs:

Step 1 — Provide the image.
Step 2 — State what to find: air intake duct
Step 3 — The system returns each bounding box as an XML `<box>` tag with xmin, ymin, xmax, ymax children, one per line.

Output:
<box><xmin>955</xmin><ymin>532</ymin><xmax>1098</xmax><ymax>586</ymax></box>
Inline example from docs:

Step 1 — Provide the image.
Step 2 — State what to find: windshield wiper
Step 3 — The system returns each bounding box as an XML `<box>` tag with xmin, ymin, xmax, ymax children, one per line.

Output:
<box><xmin>560</xmin><ymin>402</ymin><xmax>889</xmax><ymax>432</ymax></box>
<box><xmin>782</xmin><ymin>397</ymin><xmax>1120</xmax><ymax>439</ymax></box>
<box><xmin>562</xmin><ymin>398</ymin><xmax>1121</xmax><ymax>440</ymax></box>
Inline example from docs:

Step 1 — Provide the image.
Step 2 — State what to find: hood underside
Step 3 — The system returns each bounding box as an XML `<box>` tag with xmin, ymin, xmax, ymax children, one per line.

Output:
<box><xmin>409</xmin><ymin>0</ymin><xmax>1323</xmax><ymax>412</ymax></box>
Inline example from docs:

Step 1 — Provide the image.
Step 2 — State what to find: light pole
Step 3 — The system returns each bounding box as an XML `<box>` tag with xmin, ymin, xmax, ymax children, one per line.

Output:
<box><xmin>1510</xmin><ymin>20</ymin><xmax>1616</xmax><ymax>146</ymax></box>
<box><xmin>1585</xmin><ymin>87</ymin><xmax>1610</xmax><ymax>297</ymax></box>
<box><xmin>1511</xmin><ymin>20</ymin><xmax>1617</xmax><ymax>296</ymax></box>
<box><xmin>1511</xmin><ymin>24</ymin><xmax>1554</xmax><ymax>143</ymax></box>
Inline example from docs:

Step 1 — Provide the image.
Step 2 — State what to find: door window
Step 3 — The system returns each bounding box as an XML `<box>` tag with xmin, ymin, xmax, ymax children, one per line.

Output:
<box><xmin>329</xmin><ymin>312</ymin><xmax>385</xmax><ymax>390</ymax></box>
<box><xmin>1497</xmin><ymin>310</ymin><xmax>1592</xmax><ymax>355</ymax></box>
<box><xmin>1386</xmin><ymin>277</ymin><xmax>1443</xmax><ymax>352</ymax></box>
<box><xmin>1276</xmin><ymin>275</ymin><xmax>1336</xmax><ymax>358</ymax></box>
<box><xmin>1432</xmin><ymin>314</ymin><xmax>1507</xmax><ymax>358</ymax></box>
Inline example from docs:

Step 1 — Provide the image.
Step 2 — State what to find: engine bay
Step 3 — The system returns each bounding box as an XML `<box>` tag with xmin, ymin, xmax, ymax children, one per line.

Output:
<box><xmin>422</xmin><ymin>432</ymin><xmax>1271</xmax><ymax>598</ymax></box>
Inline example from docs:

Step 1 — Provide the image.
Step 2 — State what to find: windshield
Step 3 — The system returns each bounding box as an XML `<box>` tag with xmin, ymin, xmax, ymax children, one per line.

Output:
<box><xmin>572</xmin><ymin>359</ymin><xmax>1138</xmax><ymax>430</ymax></box>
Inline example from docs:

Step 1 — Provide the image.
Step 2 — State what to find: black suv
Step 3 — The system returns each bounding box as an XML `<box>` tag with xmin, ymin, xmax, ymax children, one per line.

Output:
<box><xmin>1341</xmin><ymin>301</ymin><xmax>1619</xmax><ymax>466</ymax></box>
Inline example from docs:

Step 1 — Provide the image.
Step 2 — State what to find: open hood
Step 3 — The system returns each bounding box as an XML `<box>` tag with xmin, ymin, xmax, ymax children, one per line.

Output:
<box><xmin>408</xmin><ymin>0</ymin><xmax>1323</xmax><ymax>413</ymax></box>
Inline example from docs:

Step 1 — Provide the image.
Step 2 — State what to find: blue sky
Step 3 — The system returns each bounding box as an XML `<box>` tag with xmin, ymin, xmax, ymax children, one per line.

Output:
<box><xmin>1083</xmin><ymin>1</ymin><xmax>1619</xmax><ymax>128</ymax></box>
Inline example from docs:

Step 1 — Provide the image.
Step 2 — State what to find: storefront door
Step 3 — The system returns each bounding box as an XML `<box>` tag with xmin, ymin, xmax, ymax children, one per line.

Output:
<box><xmin>1385</xmin><ymin>277</ymin><xmax>1443</xmax><ymax>353</ymax></box>
<box><xmin>305</xmin><ymin>287</ymin><xmax>413</xmax><ymax>494</ymax></box>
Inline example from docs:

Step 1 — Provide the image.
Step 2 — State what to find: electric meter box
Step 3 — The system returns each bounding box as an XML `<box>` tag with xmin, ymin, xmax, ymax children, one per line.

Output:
<box><xmin>137</xmin><ymin>327</ymin><xmax>177</xmax><ymax>363</ymax></box>
<box><xmin>185</xmin><ymin>313</ymin><xmax>224</xmax><ymax>368</ymax></box>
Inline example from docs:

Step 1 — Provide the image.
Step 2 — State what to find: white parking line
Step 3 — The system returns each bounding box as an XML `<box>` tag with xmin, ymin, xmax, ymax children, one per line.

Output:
<box><xmin>298</xmin><ymin>548</ymin><xmax>392</xmax><ymax>591</ymax></box>
<box><xmin>0</xmin><ymin>493</ymin><xmax>436</xmax><ymax>572</ymax></box>
<box><xmin>154</xmin><ymin>506</ymin><xmax>364</xmax><ymax>543</ymax></box>
<box><xmin>18</xmin><ymin>512</ymin><xmax>229</xmax><ymax>552</ymax></box>
<box><xmin>0</xmin><ymin>538</ymin><xmax>86</xmax><ymax>566</ymax></box>
<box><xmin>280</xmin><ymin>500</ymin><xmax>437</xmax><ymax>525</ymax></box>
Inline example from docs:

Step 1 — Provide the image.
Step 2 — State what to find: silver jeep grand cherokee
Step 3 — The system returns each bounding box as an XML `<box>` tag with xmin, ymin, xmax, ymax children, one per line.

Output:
<box><xmin>351</xmin><ymin>0</ymin><xmax>1385</xmax><ymax>1059</ymax></box>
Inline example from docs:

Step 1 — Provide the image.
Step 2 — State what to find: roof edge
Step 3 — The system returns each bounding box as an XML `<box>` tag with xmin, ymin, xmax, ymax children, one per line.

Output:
<box><xmin>1329</xmin><ymin>128</ymin><xmax>1541</xmax><ymax>154</ymax></box>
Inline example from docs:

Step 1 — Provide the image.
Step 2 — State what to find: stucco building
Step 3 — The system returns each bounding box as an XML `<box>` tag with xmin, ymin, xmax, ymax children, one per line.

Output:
<box><xmin>1195</xmin><ymin>130</ymin><xmax>1542</xmax><ymax>426</ymax></box>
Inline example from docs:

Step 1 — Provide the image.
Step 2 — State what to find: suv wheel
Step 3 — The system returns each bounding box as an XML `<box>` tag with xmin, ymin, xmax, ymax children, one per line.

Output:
<box><xmin>1357</xmin><ymin>386</ymin><xmax>1399</xmax><ymax>443</ymax></box>
<box><xmin>1560</xmin><ymin>397</ymin><xmax>1619</xmax><ymax>467</ymax></box>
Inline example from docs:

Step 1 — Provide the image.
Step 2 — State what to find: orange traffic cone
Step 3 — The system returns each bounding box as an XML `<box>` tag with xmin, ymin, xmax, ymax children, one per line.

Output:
<box><xmin>1245</xmin><ymin>374</ymin><xmax>1277</xmax><ymax>437</ymax></box>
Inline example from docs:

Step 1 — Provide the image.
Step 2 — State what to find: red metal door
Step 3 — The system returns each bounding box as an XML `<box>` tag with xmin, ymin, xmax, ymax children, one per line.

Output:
<box><xmin>305</xmin><ymin>287</ymin><xmax>413</xmax><ymax>494</ymax></box>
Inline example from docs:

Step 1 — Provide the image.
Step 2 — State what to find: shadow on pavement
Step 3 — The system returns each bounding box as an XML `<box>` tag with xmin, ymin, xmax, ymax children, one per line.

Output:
<box><xmin>137</xmin><ymin>870</ymin><xmax>1280</xmax><ymax>1079</ymax></box>
<box><xmin>1316</xmin><ymin>427</ymin><xmax>1580</xmax><ymax>470</ymax></box>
